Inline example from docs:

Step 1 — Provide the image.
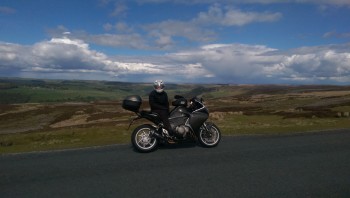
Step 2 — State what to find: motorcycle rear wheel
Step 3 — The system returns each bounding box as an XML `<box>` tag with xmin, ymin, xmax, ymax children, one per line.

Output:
<box><xmin>131</xmin><ymin>124</ymin><xmax>158</xmax><ymax>153</ymax></box>
<box><xmin>198</xmin><ymin>122</ymin><xmax>221</xmax><ymax>147</ymax></box>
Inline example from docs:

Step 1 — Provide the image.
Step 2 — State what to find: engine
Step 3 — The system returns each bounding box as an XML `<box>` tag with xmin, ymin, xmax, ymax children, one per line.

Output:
<box><xmin>169</xmin><ymin>105</ymin><xmax>191</xmax><ymax>138</ymax></box>
<box><xmin>175</xmin><ymin>125</ymin><xmax>190</xmax><ymax>137</ymax></box>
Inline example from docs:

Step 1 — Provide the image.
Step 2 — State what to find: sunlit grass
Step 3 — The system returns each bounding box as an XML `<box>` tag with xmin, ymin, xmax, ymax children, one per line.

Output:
<box><xmin>1</xmin><ymin>79</ymin><xmax>350</xmax><ymax>154</ymax></box>
<box><xmin>215</xmin><ymin>114</ymin><xmax>350</xmax><ymax>135</ymax></box>
<box><xmin>1</xmin><ymin>114</ymin><xmax>350</xmax><ymax>154</ymax></box>
<box><xmin>0</xmin><ymin>124</ymin><xmax>132</xmax><ymax>154</ymax></box>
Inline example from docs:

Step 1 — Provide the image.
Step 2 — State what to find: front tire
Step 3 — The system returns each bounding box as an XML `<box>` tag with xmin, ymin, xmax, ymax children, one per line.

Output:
<box><xmin>198</xmin><ymin>122</ymin><xmax>221</xmax><ymax>147</ymax></box>
<box><xmin>131</xmin><ymin>124</ymin><xmax>158</xmax><ymax>153</ymax></box>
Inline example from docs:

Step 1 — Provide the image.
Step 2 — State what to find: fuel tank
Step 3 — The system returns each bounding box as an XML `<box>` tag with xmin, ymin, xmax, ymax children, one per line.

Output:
<box><xmin>169</xmin><ymin>106</ymin><xmax>189</xmax><ymax>118</ymax></box>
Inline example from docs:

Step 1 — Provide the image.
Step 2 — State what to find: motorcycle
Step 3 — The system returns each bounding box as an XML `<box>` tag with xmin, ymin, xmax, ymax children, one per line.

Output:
<box><xmin>122</xmin><ymin>95</ymin><xmax>221</xmax><ymax>152</ymax></box>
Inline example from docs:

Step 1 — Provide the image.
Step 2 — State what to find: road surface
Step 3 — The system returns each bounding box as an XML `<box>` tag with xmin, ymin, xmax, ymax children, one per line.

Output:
<box><xmin>1</xmin><ymin>129</ymin><xmax>350</xmax><ymax>198</ymax></box>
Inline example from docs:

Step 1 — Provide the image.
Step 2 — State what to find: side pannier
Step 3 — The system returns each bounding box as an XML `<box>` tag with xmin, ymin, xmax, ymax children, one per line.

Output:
<box><xmin>122</xmin><ymin>95</ymin><xmax>142</xmax><ymax>112</ymax></box>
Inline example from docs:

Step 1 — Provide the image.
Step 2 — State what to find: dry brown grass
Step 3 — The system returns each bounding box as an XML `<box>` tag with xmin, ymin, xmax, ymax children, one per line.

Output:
<box><xmin>1</xmin><ymin>84</ymin><xmax>350</xmax><ymax>153</ymax></box>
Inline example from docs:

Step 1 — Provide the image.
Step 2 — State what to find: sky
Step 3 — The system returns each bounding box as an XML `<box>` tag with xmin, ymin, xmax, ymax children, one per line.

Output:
<box><xmin>1</xmin><ymin>0</ymin><xmax>350</xmax><ymax>84</ymax></box>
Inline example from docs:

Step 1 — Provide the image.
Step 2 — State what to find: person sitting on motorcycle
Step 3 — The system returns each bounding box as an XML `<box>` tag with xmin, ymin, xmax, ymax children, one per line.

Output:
<box><xmin>149</xmin><ymin>80</ymin><xmax>175</xmax><ymax>138</ymax></box>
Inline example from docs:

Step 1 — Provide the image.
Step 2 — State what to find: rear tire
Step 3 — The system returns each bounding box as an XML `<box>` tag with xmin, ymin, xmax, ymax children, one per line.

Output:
<box><xmin>198</xmin><ymin>122</ymin><xmax>221</xmax><ymax>147</ymax></box>
<box><xmin>131</xmin><ymin>124</ymin><xmax>158</xmax><ymax>153</ymax></box>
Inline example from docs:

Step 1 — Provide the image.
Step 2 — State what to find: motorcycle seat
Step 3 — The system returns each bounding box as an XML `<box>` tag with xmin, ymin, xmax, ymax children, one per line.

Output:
<box><xmin>140</xmin><ymin>110</ymin><xmax>159</xmax><ymax>117</ymax></box>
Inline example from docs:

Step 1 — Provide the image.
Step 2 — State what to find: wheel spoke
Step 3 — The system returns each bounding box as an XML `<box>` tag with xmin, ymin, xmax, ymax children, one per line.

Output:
<box><xmin>131</xmin><ymin>125</ymin><xmax>159</xmax><ymax>152</ymax></box>
<box><xmin>200</xmin><ymin>125</ymin><xmax>220</xmax><ymax>146</ymax></box>
<box><xmin>135</xmin><ymin>129</ymin><xmax>156</xmax><ymax>149</ymax></box>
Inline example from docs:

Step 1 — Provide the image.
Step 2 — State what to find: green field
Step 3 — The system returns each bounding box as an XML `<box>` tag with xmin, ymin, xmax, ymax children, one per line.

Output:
<box><xmin>1</xmin><ymin>78</ymin><xmax>350</xmax><ymax>154</ymax></box>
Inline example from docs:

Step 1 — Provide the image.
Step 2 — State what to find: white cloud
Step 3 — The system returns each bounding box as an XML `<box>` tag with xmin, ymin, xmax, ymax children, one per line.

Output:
<box><xmin>295</xmin><ymin>0</ymin><xmax>350</xmax><ymax>6</ymax></box>
<box><xmin>145</xmin><ymin>20</ymin><xmax>216</xmax><ymax>44</ymax></box>
<box><xmin>87</xmin><ymin>33</ymin><xmax>148</xmax><ymax>49</ymax></box>
<box><xmin>166</xmin><ymin>42</ymin><xmax>350</xmax><ymax>84</ymax></box>
<box><xmin>48</xmin><ymin>26</ymin><xmax>148</xmax><ymax>50</ymax></box>
<box><xmin>31</xmin><ymin>37</ymin><xmax>106</xmax><ymax>70</ymax></box>
<box><xmin>155</xmin><ymin>35</ymin><xmax>174</xmax><ymax>49</ymax></box>
<box><xmin>103</xmin><ymin>22</ymin><xmax>134</xmax><ymax>33</ymax></box>
<box><xmin>277</xmin><ymin>45</ymin><xmax>350</xmax><ymax>82</ymax></box>
<box><xmin>195</xmin><ymin>4</ymin><xmax>282</xmax><ymax>26</ymax></box>
<box><xmin>0</xmin><ymin>36</ymin><xmax>216</xmax><ymax>82</ymax></box>
<box><xmin>135</xmin><ymin>0</ymin><xmax>350</xmax><ymax>6</ymax></box>
<box><xmin>167</xmin><ymin>43</ymin><xmax>280</xmax><ymax>83</ymax></box>
<box><xmin>110</xmin><ymin>2</ymin><xmax>128</xmax><ymax>16</ymax></box>
<box><xmin>323</xmin><ymin>31</ymin><xmax>350</xmax><ymax>39</ymax></box>
<box><xmin>0</xmin><ymin>43</ymin><xmax>30</xmax><ymax>70</ymax></box>
<box><xmin>48</xmin><ymin>4</ymin><xmax>281</xmax><ymax>50</ymax></box>
<box><xmin>0</xmin><ymin>44</ymin><xmax>18</xmax><ymax>62</ymax></box>
<box><xmin>143</xmin><ymin>4</ymin><xmax>281</xmax><ymax>48</ymax></box>
<box><xmin>1</xmin><ymin>36</ymin><xmax>350</xmax><ymax>84</ymax></box>
<box><xmin>0</xmin><ymin>37</ymin><xmax>165</xmax><ymax>80</ymax></box>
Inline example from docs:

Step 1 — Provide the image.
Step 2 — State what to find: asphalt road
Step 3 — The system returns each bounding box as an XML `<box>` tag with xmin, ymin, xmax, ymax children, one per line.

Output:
<box><xmin>1</xmin><ymin>129</ymin><xmax>350</xmax><ymax>198</ymax></box>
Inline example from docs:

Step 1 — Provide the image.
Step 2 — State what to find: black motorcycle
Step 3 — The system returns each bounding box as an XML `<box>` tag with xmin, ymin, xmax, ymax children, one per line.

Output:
<box><xmin>122</xmin><ymin>95</ymin><xmax>221</xmax><ymax>152</ymax></box>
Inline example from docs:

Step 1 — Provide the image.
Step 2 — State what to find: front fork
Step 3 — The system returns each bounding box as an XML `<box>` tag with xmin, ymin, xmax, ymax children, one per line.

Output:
<box><xmin>199</xmin><ymin>122</ymin><xmax>211</xmax><ymax>136</ymax></box>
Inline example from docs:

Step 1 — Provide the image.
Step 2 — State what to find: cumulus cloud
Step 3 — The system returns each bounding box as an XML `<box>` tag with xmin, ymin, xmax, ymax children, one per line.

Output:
<box><xmin>48</xmin><ymin>26</ymin><xmax>149</xmax><ymax>50</ymax></box>
<box><xmin>0</xmin><ymin>36</ymin><xmax>213</xmax><ymax>82</ymax></box>
<box><xmin>166</xmin><ymin>44</ymin><xmax>281</xmax><ymax>83</ymax></box>
<box><xmin>0</xmin><ymin>44</ymin><xmax>19</xmax><ymax>63</ymax></box>
<box><xmin>143</xmin><ymin>4</ymin><xmax>281</xmax><ymax>48</ymax></box>
<box><xmin>277</xmin><ymin>44</ymin><xmax>350</xmax><ymax>82</ymax></box>
<box><xmin>145</xmin><ymin>20</ymin><xmax>217</xmax><ymax>44</ymax></box>
<box><xmin>104</xmin><ymin>22</ymin><xmax>134</xmax><ymax>33</ymax></box>
<box><xmin>48</xmin><ymin>4</ymin><xmax>282</xmax><ymax>50</ymax></box>
<box><xmin>166</xmin><ymin>42</ymin><xmax>350</xmax><ymax>84</ymax></box>
<box><xmin>296</xmin><ymin>0</ymin><xmax>350</xmax><ymax>6</ymax></box>
<box><xmin>1</xmin><ymin>36</ymin><xmax>350</xmax><ymax>84</ymax></box>
<box><xmin>195</xmin><ymin>4</ymin><xmax>282</xmax><ymax>26</ymax></box>
<box><xmin>0</xmin><ymin>37</ymin><xmax>160</xmax><ymax>80</ymax></box>
<box><xmin>30</xmin><ymin>37</ymin><xmax>109</xmax><ymax>70</ymax></box>
<box><xmin>109</xmin><ymin>1</ymin><xmax>128</xmax><ymax>17</ymax></box>
<box><xmin>94</xmin><ymin>1</ymin><xmax>348</xmax><ymax>50</ymax></box>
<box><xmin>87</xmin><ymin>33</ymin><xmax>148</xmax><ymax>49</ymax></box>
<box><xmin>323</xmin><ymin>31</ymin><xmax>350</xmax><ymax>39</ymax></box>
<box><xmin>134</xmin><ymin>0</ymin><xmax>350</xmax><ymax>6</ymax></box>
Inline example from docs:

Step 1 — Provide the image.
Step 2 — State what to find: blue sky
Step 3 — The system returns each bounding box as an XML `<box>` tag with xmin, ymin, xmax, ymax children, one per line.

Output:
<box><xmin>1</xmin><ymin>0</ymin><xmax>350</xmax><ymax>84</ymax></box>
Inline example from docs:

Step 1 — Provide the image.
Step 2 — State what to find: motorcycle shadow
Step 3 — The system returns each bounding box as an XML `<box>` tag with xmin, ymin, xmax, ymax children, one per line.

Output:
<box><xmin>158</xmin><ymin>141</ymin><xmax>197</xmax><ymax>150</ymax></box>
<box><xmin>131</xmin><ymin>141</ymin><xmax>198</xmax><ymax>153</ymax></box>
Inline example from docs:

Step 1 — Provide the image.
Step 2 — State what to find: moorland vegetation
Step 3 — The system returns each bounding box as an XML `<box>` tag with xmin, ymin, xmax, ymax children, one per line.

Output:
<box><xmin>1</xmin><ymin>78</ymin><xmax>350</xmax><ymax>153</ymax></box>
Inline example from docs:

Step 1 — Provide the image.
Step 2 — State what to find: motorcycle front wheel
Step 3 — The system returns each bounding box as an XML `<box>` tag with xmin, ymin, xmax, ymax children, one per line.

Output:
<box><xmin>198</xmin><ymin>122</ymin><xmax>221</xmax><ymax>147</ymax></box>
<box><xmin>131</xmin><ymin>124</ymin><xmax>158</xmax><ymax>153</ymax></box>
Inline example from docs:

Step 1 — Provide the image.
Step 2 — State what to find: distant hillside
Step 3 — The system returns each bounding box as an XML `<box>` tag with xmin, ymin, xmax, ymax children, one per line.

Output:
<box><xmin>1</xmin><ymin>77</ymin><xmax>350</xmax><ymax>104</ymax></box>
<box><xmin>2</xmin><ymin>78</ymin><xmax>350</xmax><ymax>153</ymax></box>
<box><xmin>0</xmin><ymin>78</ymin><xmax>240</xmax><ymax>104</ymax></box>
<box><xmin>0</xmin><ymin>78</ymin><xmax>149</xmax><ymax>104</ymax></box>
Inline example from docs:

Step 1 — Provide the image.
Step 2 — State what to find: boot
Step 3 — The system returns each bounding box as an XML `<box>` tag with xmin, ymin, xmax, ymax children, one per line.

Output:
<box><xmin>170</xmin><ymin>130</ymin><xmax>183</xmax><ymax>140</ymax></box>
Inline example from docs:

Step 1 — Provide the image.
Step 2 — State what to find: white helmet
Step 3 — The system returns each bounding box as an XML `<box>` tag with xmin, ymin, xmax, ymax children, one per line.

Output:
<box><xmin>153</xmin><ymin>80</ymin><xmax>165</xmax><ymax>93</ymax></box>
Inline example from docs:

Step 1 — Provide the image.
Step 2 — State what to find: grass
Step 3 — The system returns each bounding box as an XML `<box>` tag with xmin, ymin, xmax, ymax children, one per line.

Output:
<box><xmin>1</xmin><ymin>114</ymin><xmax>350</xmax><ymax>154</ymax></box>
<box><xmin>1</xmin><ymin>86</ymin><xmax>125</xmax><ymax>103</ymax></box>
<box><xmin>1</xmin><ymin>78</ymin><xmax>350</xmax><ymax>154</ymax></box>
<box><xmin>215</xmin><ymin>114</ymin><xmax>350</xmax><ymax>135</ymax></box>
<box><xmin>0</xmin><ymin>125</ymin><xmax>131</xmax><ymax>153</ymax></box>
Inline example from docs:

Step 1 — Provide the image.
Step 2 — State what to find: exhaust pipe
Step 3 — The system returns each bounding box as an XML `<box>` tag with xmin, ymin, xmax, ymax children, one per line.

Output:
<box><xmin>151</xmin><ymin>130</ymin><xmax>165</xmax><ymax>140</ymax></box>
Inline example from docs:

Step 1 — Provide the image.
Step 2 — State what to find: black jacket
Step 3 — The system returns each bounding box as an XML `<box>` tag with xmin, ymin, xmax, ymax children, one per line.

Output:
<box><xmin>149</xmin><ymin>90</ymin><xmax>169</xmax><ymax>111</ymax></box>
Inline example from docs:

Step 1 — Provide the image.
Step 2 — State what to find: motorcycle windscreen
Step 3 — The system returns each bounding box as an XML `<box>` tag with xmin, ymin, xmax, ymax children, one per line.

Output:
<box><xmin>189</xmin><ymin>112</ymin><xmax>208</xmax><ymax>132</ymax></box>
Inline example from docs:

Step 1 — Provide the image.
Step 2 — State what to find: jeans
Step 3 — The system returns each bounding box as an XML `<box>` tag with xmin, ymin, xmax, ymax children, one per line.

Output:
<box><xmin>152</xmin><ymin>109</ymin><xmax>172</xmax><ymax>135</ymax></box>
